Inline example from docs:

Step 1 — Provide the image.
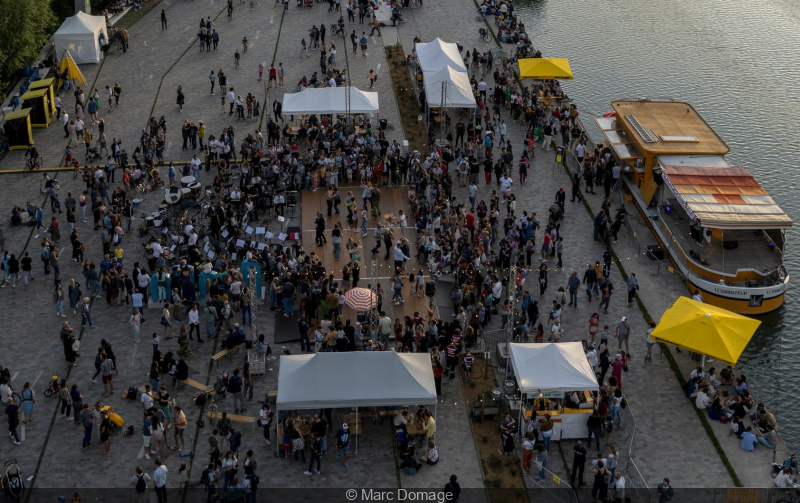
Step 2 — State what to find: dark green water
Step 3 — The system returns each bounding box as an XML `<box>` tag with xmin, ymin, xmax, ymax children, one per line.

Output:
<box><xmin>514</xmin><ymin>0</ymin><xmax>800</xmax><ymax>450</ymax></box>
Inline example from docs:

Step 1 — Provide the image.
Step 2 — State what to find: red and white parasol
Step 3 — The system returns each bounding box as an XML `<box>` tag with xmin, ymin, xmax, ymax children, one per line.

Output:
<box><xmin>343</xmin><ymin>288</ymin><xmax>378</xmax><ymax>311</ymax></box>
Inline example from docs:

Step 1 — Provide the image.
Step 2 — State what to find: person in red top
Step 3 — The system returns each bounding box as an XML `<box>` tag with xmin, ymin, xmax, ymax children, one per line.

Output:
<box><xmin>541</xmin><ymin>232</ymin><xmax>552</xmax><ymax>261</ymax></box>
<box><xmin>268</xmin><ymin>65</ymin><xmax>278</xmax><ymax>87</ymax></box>
<box><xmin>465</xmin><ymin>212</ymin><xmax>476</xmax><ymax>241</ymax></box>
<box><xmin>432</xmin><ymin>361</ymin><xmax>443</xmax><ymax>396</ymax></box>
<box><xmin>445</xmin><ymin>341</ymin><xmax>458</xmax><ymax>379</ymax></box>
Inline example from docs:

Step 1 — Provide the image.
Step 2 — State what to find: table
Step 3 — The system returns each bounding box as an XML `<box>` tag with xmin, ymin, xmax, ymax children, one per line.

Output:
<box><xmin>405</xmin><ymin>414</ymin><xmax>426</xmax><ymax>436</ymax></box>
<box><xmin>287</xmin><ymin>415</ymin><xmax>313</xmax><ymax>436</ymax></box>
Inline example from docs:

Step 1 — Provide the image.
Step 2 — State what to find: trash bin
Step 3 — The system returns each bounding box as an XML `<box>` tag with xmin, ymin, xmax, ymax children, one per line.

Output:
<box><xmin>380</xmin><ymin>118</ymin><xmax>388</xmax><ymax>130</ymax></box>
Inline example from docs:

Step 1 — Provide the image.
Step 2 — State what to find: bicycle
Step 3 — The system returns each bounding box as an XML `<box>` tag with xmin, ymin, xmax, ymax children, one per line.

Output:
<box><xmin>23</xmin><ymin>156</ymin><xmax>43</xmax><ymax>176</ymax></box>
<box><xmin>330</xmin><ymin>23</ymin><xmax>347</xmax><ymax>37</ymax></box>
<box><xmin>479</xmin><ymin>27</ymin><xmax>491</xmax><ymax>43</ymax></box>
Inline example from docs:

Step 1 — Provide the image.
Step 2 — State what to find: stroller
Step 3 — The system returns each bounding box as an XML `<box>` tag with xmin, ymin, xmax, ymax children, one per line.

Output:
<box><xmin>2</xmin><ymin>459</ymin><xmax>24</xmax><ymax>502</ymax></box>
<box><xmin>213</xmin><ymin>370</ymin><xmax>229</xmax><ymax>397</ymax></box>
<box><xmin>86</xmin><ymin>146</ymin><xmax>102</xmax><ymax>163</ymax></box>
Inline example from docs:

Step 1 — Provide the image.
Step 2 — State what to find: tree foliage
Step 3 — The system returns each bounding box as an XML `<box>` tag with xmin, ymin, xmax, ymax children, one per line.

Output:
<box><xmin>0</xmin><ymin>0</ymin><xmax>57</xmax><ymax>81</ymax></box>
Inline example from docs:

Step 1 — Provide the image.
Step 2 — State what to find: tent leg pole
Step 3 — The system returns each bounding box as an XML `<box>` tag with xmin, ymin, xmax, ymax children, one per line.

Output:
<box><xmin>701</xmin><ymin>354</ymin><xmax>706</xmax><ymax>371</ymax></box>
<box><xmin>356</xmin><ymin>407</ymin><xmax>359</xmax><ymax>453</ymax></box>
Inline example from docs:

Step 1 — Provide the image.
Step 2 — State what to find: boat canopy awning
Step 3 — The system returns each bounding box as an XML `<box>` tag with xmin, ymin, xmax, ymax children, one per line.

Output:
<box><xmin>660</xmin><ymin>165</ymin><xmax>793</xmax><ymax>230</ymax></box>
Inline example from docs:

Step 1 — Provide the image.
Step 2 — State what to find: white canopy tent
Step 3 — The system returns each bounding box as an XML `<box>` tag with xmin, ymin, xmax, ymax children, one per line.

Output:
<box><xmin>416</xmin><ymin>37</ymin><xmax>467</xmax><ymax>73</ymax></box>
<box><xmin>281</xmin><ymin>87</ymin><xmax>379</xmax><ymax>116</ymax></box>
<box><xmin>53</xmin><ymin>12</ymin><xmax>108</xmax><ymax>64</ymax></box>
<box><xmin>277</xmin><ymin>352</ymin><xmax>437</xmax><ymax>409</ymax></box>
<box><xmin>509</xmin><ymin>342</ymin><xmax>598</xmax><ymax>393</ymax></box>
<box><xmin>423</xmin><ymin>66</ymin><xmax>477</xmax><ymax>109</ymax></box>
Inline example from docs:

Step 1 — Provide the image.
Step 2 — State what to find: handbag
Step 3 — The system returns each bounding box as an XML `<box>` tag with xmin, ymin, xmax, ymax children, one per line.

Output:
<box><xmin>72</xmin><ymin>340</ymin><xmax>81</xmax><ymax>352</ymax></box>
<box><xmin>160</xmin><ymin>316</ymin><xmax>169</xmax><ymax>326</ymax></box>
<box><xmin>292</xmin><ymin>437</ymin><xmax>305</xmax><ymax>451</ymax></box>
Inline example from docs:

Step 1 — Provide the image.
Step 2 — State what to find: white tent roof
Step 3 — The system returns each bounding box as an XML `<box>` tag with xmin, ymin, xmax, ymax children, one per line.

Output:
<box><xmin>423</xmin><ymin>66</ymin><xmax>477</xmax><ymax>108</ymax></box>
<box><xmin>53</xmin><ymin>12</ymin><xmax>107</xmax><ymax>64</ymax></box>
<box><xmin>277</xmin><ymin>352</ymin><xmax>437</xmax><ymax>410</ymax></box>
<box><xmin>509</xmin><ymin>342</ymin><xmax>599</xmax><ymax>393</ymax></box>
<box><xmin>416</xmin><ymin>37</ymin><xmax>467</xmax><ymax>73</ymax></box>
<box><xmin>281</xmin><ymin>87</ymin><xmax>379</xmax><ymax>115</ymax></box>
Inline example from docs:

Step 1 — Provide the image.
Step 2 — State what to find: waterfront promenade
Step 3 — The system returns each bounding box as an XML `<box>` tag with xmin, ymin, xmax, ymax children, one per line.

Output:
<box><xmin>0</xmin><ymin>0</ymin><xmax>786</xmax><ymax>496</ymax></box>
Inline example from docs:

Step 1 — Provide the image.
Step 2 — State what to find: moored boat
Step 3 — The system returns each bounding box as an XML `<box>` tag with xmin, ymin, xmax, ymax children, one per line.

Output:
<box><xmin>596</xmin><ymin>99</ymin><xmax>791</xmax><ymax>314</ymax></box>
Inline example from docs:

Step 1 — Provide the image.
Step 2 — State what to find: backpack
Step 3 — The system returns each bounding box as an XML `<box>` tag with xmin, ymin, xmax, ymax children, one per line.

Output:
<box><xmin>247</xmin><ymin>473</ymin><xmax>260</xmax><ymax>491</ymax></box>
<box><xmin>135</xmin><ymin>474</ymin><xmax>146</xmax><ymax>493</ymax></box>
<box><xmin>201</xmin><ymin>468</ymin><xmax>212</xmax><ymax>487</ymax></box>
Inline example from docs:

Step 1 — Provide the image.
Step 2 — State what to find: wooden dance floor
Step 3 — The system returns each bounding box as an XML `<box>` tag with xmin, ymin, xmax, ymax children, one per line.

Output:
<box><xmin>299</xmin><ymin>186</ymin><xmax>435</xmax><ymax>337</ymax></box>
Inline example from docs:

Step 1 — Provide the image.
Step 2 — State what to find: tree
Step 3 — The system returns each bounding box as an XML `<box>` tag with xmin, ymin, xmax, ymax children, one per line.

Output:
<box><xmin>0</xmin><ymin>0</ymin><xmax>57</xmax><ymax>81</ymax></box>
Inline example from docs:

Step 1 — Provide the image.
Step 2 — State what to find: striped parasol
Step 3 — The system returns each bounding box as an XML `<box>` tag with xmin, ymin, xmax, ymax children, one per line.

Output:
<box><xmin>343</xmin><ymin>288</ymin><xmax>378</xmax><ymax>311</ymax></box>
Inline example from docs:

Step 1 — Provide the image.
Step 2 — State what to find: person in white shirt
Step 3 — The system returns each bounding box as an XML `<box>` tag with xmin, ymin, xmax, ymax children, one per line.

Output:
<box><xmin>499</xmin><ymin>175</ymin><xmax>513</xmax><ymax>197</ymax></box>
<box><xmin>586</xmin><ymin>346</ymin><xmax>598</xmax><ymax>370</ymax></box>
<box><xmin>152</xmin><ymin>459</ymin><xmax>168</xmax><ymax>501</ymax></box>
<box><xmin>613</xmin><ymin>473</ymin><xmax>626</xmax><ymax>501</ymax></box>
<box><xmin>190</xmin><ymin>155</ymin><xmax>202</xmax><ymax>178</ymax></box>
<box><xmin>188</xmin><ymin>304</ymin><xmax>202</xmax><ymax>341</ymax></box>
<box><xmin>140</xmin><ymin>385</ymin><xmax>153</xmax><ymax>412</ymax></box>
<box><xmin>774</xmin><ymin>467</ymin><xmax>796</xmax><ymax>488</ymax></box>
<box><xmin>187</xmin><ymin>229</ymin><xmax>199</xmax><ymax>247</ymax></box>
<box><xmin>695</xmin><ymin>387</ymin><xmax>711</xmax><ymax>410</ymax></box>
<box><xmin>226</xmin><ymin>90</ymin><xmax>236</xmax><ymax>115</ymax></box>
<box><xmin>151</xmin><ymin>240</ymin><xmax>163</xmax><ymax>259</ymax></box>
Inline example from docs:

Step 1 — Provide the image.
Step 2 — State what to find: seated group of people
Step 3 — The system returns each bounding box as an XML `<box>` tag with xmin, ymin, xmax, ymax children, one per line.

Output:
<box><xmin>393</xmin><ymin>408</ymin><xmax>438</xmax><ymax>475</ymax></box>
<box><xmin>686</xmin><ymin>366</ymin><xmax>781</xmax><ymax>452</ymax></box>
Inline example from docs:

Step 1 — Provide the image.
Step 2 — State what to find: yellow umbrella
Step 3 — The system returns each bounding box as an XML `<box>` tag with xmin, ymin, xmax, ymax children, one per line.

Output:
<box><xmin>517</xmin><ymin>58</ymin><xmax>573</xmax><ymax>80</ymax></box>
<box><xmin>650</xmin><ymin>296</ymin><xmax>761</xmax><ymax>366</ymax></box>
<box><xmin>58</xmin><ymin>50</ymin><xmax>86</xmax><ymax>85</ymax></box>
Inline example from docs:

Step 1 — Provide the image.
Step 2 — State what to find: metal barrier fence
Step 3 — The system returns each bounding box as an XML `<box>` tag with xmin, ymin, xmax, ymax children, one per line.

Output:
<box><xmin>526</xmin><ymin>464</ymin><xmax>579</xmax><ymax>503</ymax></box>
<box><xmin>625</xmin><ymin>458</ymin><xmax>651</xmax><ymax>503</ymax></box>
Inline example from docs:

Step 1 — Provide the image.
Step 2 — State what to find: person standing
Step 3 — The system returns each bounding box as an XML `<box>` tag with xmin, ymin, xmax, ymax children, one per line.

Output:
<box><xmin>153</xmin><ymin>458</ymin><xmax>168</xmax><ymax>503</ymax></box>
<box><xmin>571</xmin><ymin>440</ymin><xmax>587</xmax><ymax>487</ymax></box>
<box><xmin>130</xmin><ymin>466</ymin><xmax>151</xmax><ymax>503</ymax></box>
<box><xmin>258</xmin><ymin>402</ymin><xmax>273</xmax><ymax>445</ymax></box>
<box><xmin>626</xmin><ymin>273</ymin><xmax>639</xmax><ymax>306</ymax></box>
<box><xmin>130</xmin><ymin>308</ymin><xmax>142</xmax><ymax>343</ymax></box>
<box><xmin>657</xmin><ymin>478</ymin><xmax>674</xmax><ymax>502</ymax></box>
<box><xmin>19</xmin><ymin>382</ymin><xmax>35</xmax><ymax>423</ymax></box>
<box><xmin>81</xmin><ymin>297</ymin><xmax>94</xmax><ymax>328</ymax></box>
<box><xmin>160</xmin><ymin>9</ymin><xmax>167</xmax><ymax>30</ymax></box>
<box><xmin>336</xmin><ymin>423</ymin><xmax>351</xmax><ymax>468</ymax></box>
<box><xmin>615</xmin><ymin>317</ymin><xmax>630</xmax><ymax>355</ymax></box>
<box><xmin>173</xmin><ymin>405</ymin><xmax>187</xmax><ymax>451</ymax></box>
<box><xmin>228</xmin><ymin>369</ymin><xmax>245</xmax><ymax>414</ymax></box>
<box><xmin>598</xmin><ymin>279</ymin><xmax>613</xmax><ymax>314</ymax></box>
<box><xmin>304</xmin><ymin>433</ymin><xmax>322</xmax><ymax>475</ymax></box>
<box><xmin>100</xmin><ymin>353</ymin><xmax>114</xmax><ymax>396</ymax></box>
<box><xmin>5</xmin><ymin>396</ymin><xmax>21</xmax><ymax>445</ymax></box>
<box><xmin>188</xmin><ymin>303</ymin><xmax>203</xmax><ymax>342</ymax></box>
<box><xmin>80</xmin><ymin>403</ymin><xmax>93</xmax><ymax>449</ymax></box>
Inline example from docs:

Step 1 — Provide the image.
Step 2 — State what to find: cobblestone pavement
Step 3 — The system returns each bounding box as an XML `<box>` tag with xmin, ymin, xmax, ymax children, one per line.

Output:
<box><xmin>0</xmin><ymin>0</ymin><xmax>782</xmax><ymax>495</ymax></box>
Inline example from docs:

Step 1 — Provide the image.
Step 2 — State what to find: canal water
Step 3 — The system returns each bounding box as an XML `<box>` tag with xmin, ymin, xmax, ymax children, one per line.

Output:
<box><xmin>514</xmin><ymin>0</ymin><xmax>800</xmax><ymax>450</ymax></box>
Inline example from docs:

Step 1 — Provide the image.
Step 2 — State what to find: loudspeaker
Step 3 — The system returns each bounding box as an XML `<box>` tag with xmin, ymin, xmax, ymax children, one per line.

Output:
<box><xmin>646</xmin><ymin>245</ymin><xmax>665</xmax><ymax>261</ymax></box>
<box><xmin>425</xmin><ymin>281</ymin><xmax>436</xmax><ymax>298</ymax></box>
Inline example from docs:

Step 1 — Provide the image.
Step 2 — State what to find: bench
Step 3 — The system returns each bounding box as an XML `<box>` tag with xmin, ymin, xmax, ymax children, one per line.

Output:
<box><xmin>206</xmin><ymin>411</ymin><xmax>258</xmax><ymax>431</ymax></box>
<box><xmin>180</xmin><ymin>379</ymin><xmax>215</xmax><ymax>395</ymax></box>
<box><xmin>211</xmin><ymin>345</ymin><xmax>241</xmax><ymax>367</ymax></box>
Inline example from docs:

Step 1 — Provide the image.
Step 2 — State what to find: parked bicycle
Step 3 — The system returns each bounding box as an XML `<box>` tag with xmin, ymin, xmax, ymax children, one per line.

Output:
<box><xmin>479</xmin><ymin>27</ymin><xmax>491</xmax><ymax>42</ymax></box>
